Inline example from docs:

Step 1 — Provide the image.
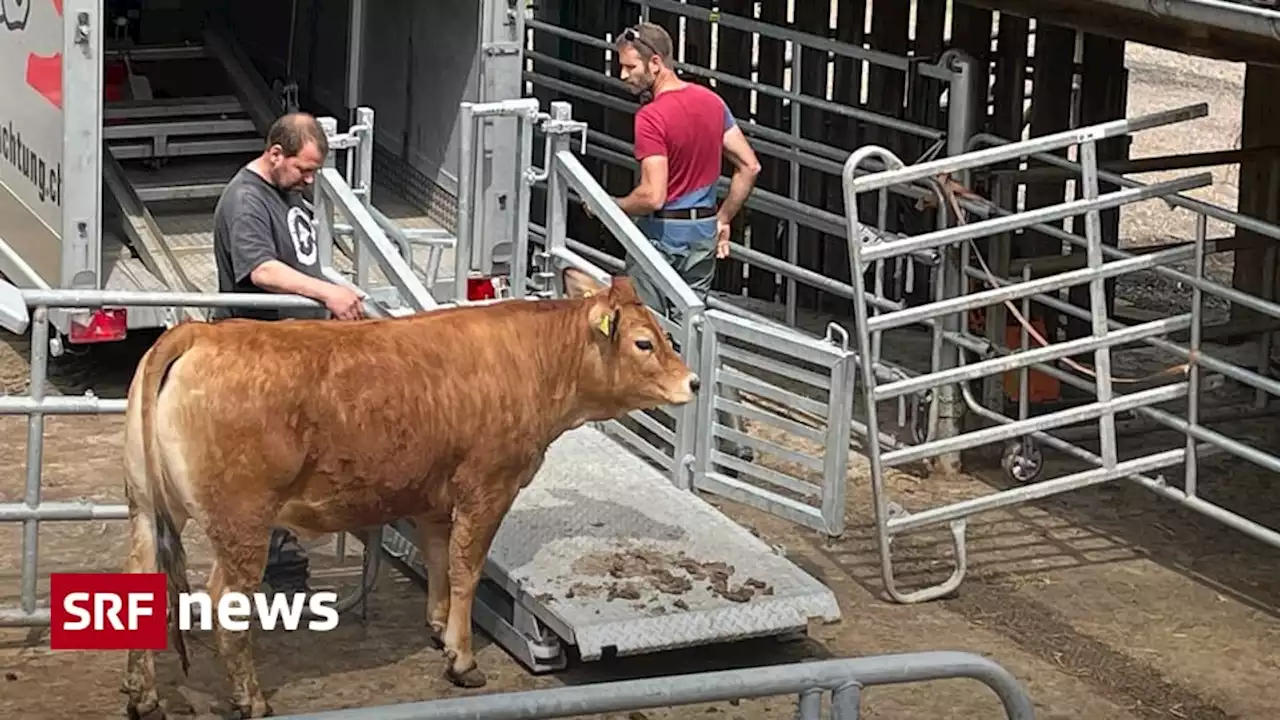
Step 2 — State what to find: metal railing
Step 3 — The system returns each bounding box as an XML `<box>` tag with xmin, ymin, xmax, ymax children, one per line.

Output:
<box><xmin>313</xmin><ymin>108</ymin><xmax>439</xmax><ymax>313</ymax></box>
<box><xmin>271</xmin><ymin>651</ymin><xmax>1035</xmax><ymax>720</ymax></box>
<box><xmin>832</xmin><ymin>99</ymin><xmax>1279</xmax><ymax>604</ymax></box>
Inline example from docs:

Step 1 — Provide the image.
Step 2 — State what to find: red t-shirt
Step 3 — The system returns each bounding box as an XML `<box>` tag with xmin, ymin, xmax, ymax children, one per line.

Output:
<box><xmin>632</xmin><ymin>83</ymin><xmax>736</xmax><ymax>211</ymax></box>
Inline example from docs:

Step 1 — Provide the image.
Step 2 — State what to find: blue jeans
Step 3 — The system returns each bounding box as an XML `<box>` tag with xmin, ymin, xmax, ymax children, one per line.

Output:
<box><xmin>624</xmin><ymin>215</ymin><xmax>719</xmax><ymax>321</ymax></box>
<box><xmin>624</xmin><ymin>214</ymin><xmax>755</xmax><ymax>463</ymax></box>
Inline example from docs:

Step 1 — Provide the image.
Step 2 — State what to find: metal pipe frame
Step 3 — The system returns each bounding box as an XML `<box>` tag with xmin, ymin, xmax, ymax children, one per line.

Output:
<box><xmin>452</xmin><ymin>99</ymin><xmax>544</xmax><ymax>303</ymax></box>
<box><xmin>315</xmin><ymin>166</ymin><xmax>437</xmax><ymax>312</ymax></box>
<box><xmin>950</xmin><ymin>240</ymin><xmax>1280</xmax><ymax>551</ymax></box>
<box><xmin>270</xmin><ymin>650</ymin><xmax>1034</xmax><ymax>720</ymax></box>
<box><xmin>0</xmin><ymin>292</ymin><xmax>386</xmax><ymax>629</ymax></box>
<box><xmin>840</xmin><ymin>104</ymin><xmax>1223</xmax><ymax>604</ymax></box>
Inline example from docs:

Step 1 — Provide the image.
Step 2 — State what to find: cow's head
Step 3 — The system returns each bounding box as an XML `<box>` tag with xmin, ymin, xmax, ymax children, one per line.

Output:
<box><xmin>563</xmin><ymin>267</ymin><xmax>700</xmax><ymax>415</ymax></box>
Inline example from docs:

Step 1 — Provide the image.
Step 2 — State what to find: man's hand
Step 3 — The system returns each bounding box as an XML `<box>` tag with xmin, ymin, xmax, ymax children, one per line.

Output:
<box><xmin>322</xmin><ymin>284</ymin><xmax>365</xmax><ymax>321</ymax></box>
<box><xmin>715</xmin><ymin>217</ymin><xmax>732</xmax><ymax>259</ymax></box>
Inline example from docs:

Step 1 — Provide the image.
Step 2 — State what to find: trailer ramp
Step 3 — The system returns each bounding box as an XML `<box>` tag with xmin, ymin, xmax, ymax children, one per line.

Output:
<box><xmin>382</xmin><ymin>425</ymin><xmax>841</xmax><ymax>671</ymax></box>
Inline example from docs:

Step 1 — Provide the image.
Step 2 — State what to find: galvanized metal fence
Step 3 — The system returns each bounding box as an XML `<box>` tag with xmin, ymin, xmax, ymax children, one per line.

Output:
<box><xmin>269</xmin><ymin>651</ymin><xmax>1036</xmax><ymax>720</ymax></box>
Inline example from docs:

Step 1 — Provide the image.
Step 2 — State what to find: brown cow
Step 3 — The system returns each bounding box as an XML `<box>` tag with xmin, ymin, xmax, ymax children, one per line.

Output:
<box><xmin>118</xmin><ymin>268</ymin><xmax>699</xmax><ymax>719</ymax></box>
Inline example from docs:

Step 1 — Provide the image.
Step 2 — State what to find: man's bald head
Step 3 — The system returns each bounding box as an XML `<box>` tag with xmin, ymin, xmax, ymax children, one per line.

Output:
<box><xmin>260</xmin><ymin>112</ymin><xmax>329</xmax><ymax>191</ymax></box>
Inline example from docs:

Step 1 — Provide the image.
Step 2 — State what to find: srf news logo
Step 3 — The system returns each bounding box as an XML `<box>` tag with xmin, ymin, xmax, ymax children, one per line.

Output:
<box><xmin>49</xmin><ymin>573</ymin><xmax>340</xmax><ymax>650</ymax></box>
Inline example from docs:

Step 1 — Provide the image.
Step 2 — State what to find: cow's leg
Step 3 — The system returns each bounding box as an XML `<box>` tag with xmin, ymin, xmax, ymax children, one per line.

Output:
<box><xmin>205</xmin><ymin>534</ymin><xmax>273</xmax><ymax>718</ymax></box>
<box><xmin>122</xmin><ymin>510</ymin><xmax>167</xmax><ymax>720</ymax></box>
<box><xmin>439</xmin><ymin>488</ymin><xmax>518</xmax><ymax>688</ymax></box>
<box><xmin>414</xmin><ymin>514</ymin><xmax>452</xmax><ymax>643</ymax></box>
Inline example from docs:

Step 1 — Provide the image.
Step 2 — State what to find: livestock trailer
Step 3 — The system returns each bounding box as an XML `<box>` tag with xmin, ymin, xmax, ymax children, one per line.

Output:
<box><xmin>0</xmin><ymin>0</ymin><xmax>523</xmax><ymax>350</ymax></box>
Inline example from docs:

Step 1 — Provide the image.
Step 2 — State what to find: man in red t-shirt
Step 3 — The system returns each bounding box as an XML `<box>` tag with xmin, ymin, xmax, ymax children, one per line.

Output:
<box><xmin>610</xmin><ymin>22</ymin><xmax>761</xmax><ymax>318</ymax></box>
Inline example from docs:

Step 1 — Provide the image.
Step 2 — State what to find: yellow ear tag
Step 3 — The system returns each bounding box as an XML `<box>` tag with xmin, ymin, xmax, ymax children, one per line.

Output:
<box><xmin>597</xmin><ymin>312</ymin><xmax>613</xmax><ymax>336</ymax></box>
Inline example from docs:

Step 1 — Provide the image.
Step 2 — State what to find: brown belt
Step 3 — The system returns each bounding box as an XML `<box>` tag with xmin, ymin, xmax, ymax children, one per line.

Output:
<box><xmin>654</xmin><ymin>206</ymin><xmax>717</xmax><ymax>220</ymax></box>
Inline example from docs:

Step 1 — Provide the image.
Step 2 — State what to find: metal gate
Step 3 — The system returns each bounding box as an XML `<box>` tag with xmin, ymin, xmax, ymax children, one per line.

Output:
<box><xmin>838</xmin><ymin>100</ymin><xmax>1280</xmax><ymax>604</ymax></box>
<box><xmin>694</xmin><ymin>308</ymin><xmax>855</xmax><ymax>536</ymax></box>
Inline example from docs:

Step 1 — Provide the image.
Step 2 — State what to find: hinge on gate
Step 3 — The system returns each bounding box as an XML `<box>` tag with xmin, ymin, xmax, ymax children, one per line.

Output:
<box><xmin>483</xmin><ymin>42</ymin><xmax>521</xmax><ymax>57</ymax></box>
<box><xmin>75</xmin><ymin>12</ymin><xmax>92</xmax><ymax>46</ymax></box>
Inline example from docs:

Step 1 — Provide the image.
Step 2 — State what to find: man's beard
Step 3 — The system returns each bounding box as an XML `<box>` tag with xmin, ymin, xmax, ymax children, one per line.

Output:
<box><xmin>630</xmin><ymin>73</ymin><xmax>656</xmax><ymax>104</ymax></box>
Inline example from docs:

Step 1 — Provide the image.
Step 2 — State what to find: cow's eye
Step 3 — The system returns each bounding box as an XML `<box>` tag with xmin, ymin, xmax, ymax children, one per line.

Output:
<box><xmin>635</xmin><ymin>339</ymin><xmax>653</xmax><ymax>352</ymax></box>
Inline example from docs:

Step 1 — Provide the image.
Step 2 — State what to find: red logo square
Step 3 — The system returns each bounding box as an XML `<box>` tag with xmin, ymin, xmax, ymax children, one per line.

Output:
<box><xmin>49</xmin><ymin>573</ymin><xmax>168</xmax><ymax>651</ymax></box>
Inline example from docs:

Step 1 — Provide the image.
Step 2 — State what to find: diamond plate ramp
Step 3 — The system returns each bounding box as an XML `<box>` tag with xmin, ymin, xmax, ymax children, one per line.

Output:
<box><xmin>488</xmin><ymin>425</ymin><xmax>842</xmax><ymax>661</ymax></box>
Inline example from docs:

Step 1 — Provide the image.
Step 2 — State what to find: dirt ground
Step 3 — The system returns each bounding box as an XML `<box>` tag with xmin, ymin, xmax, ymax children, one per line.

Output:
<box><xmin>3</xmin><ymin>42</ymin><xmax>1280</xmax><ymax>720</ymax></box>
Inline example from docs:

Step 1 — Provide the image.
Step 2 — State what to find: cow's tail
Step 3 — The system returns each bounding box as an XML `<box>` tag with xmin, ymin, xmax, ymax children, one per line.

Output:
<box><xmin>138</xmin><ymin>324</ymin><xmax>199</xmax><ymax>676</ymax></box>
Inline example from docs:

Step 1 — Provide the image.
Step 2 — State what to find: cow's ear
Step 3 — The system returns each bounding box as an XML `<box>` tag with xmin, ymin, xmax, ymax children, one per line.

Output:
<box><xmin>563</xmin><ymin>267</ymin><xmax>609</xmax><ymax>299</ymax></box>
<box><xmin>609</xmin><ymin>275</ymin><xmax>643</xmax><ymax>305</ymax></box>
<box><xmin>587</xmin><ymin>303</ymin><xmax>621</xmax><ymax>342</ymax></box>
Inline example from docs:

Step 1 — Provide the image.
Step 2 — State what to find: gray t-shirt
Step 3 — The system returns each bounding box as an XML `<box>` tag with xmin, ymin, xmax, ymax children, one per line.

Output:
<box><xmin>212</xmin><ymin>167</ymin><xmax>329</xmax><ymax>321</ymax></box>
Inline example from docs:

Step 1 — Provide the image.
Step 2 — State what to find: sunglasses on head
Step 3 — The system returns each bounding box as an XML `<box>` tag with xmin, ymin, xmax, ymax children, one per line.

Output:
<box><xmin>618</xmin><ymin>26</ymin><xmax>657</xmax><ymax>57</ymax></box>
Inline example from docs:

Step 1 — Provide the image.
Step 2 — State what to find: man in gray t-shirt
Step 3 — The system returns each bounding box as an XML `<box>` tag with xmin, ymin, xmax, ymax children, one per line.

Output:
<box><xmin>211</xmin><ymin>112</ymin><xmax>364</xmax><ymax>595</ymax></box>
<box><xmin>212</xmin><ymin>112</ymin><xmax>363</xmax><ymax>322</ymax></box>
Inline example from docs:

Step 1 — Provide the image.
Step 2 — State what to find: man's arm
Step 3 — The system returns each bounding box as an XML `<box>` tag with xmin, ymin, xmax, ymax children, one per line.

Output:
<box><xmin>717</xmin><ymin>120</ymin><xmax>762</xmax><ymax>226</ymax></box>
<box><xmin>615</xmin><ymin>156</ymin><xmax>668</xmax><ymax>216</ymax></box>
<box><xmin>613</xmin><ymin>111</ymin><xmax>668</xmax><ymax>216</ymax></box>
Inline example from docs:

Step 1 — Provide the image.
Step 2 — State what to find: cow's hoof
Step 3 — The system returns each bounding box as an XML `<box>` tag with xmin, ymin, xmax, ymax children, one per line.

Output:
<box><xmin>125</xmin><ymin>698</ymin><xmax>165</xmax><ymax>720</ymax></box>
<box><xmin>445</xmin><ymin>664</ymin><xmax>487</xmax><ymax>689</ymax></box>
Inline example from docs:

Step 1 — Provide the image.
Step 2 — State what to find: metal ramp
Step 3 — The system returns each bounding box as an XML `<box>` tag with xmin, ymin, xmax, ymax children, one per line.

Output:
<box><xmin>382</xmin><ymin>426</ymin><xmax>841</xmax><ymax>669</ymax></box>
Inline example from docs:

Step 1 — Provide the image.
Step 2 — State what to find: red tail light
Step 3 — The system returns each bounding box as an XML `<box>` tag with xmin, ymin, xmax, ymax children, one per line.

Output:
<box><xmin>68</xmin><ymin>308</ymin><xmax>128</xmax><ymax>344</ymax></box>
<box><xmin>466</xmin><ymin>276</ymin><xmax>509</xmax><ymax>302</ymax></box>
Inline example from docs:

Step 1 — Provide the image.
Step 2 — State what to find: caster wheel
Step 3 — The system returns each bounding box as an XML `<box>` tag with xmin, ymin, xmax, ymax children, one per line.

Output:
<box><xmin>1001</xmin><ymin>438</ymin><xmax>1043</xmax><ymax>483</ymax></box>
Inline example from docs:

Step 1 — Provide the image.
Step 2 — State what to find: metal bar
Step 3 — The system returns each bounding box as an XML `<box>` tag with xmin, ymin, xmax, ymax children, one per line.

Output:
<box><xmin>1079</xmin><ymin>140</ymin><xmax>1119</xmax><ymax>470</ymax></box>
<box><xmin>554</xmin><ymin>151</ymin><xmax>703</xmax><ymax>312</ymax></box>
<box><xmin>869</xmin><ymin>240</ymin><xmax>1199</xmax><ymax>333</ymax></box>
<box><xmin>0</xmin><ymin>502</ymin><xmax>129</xmax><ymax>522</ymax></box>
<box><xmin>0</xmin><ymin>608</ymin><xmax>50</xmax><ymax>626</ymax></box>
<box><xmin>21</xmin><ymin>288</ymin><xmax>322</xmax><ymax>309</ymax></box>
<box><xmin>860</xmin><ymin>173</ymin><xmax>1211</xmax><ymax>263</ymax></box>
<box><xmin>888</xmin><ymin>448</ymin><xmax>1188</xmax><ymax>535</ymax></box>
<box><xmin>20</xmin><ymin>306</ymin><xmax>48</xmax><ymax>614</ymax></box>
<box><xmin>967</xmin><ymin>265</ymin><xmax>1280</xmax><ymax>402</ymax></box>
<box><xmin>104</xmin><ymin>97</ymin><xmax>245</xmax><ymax>120</ymax></box>
<box><xmin>101</xmin><ymin>118</ymin><xmax>257</xmax><ymax>138</ymax></box>
<box><xmin>1099</xmin><ymin>0</ymin><xmax>1280</xmax><ymax>40</ymax></box>
<box><xmin>454</xmin><ymin>103</ymin><xmax>477</xmax><ymax>302</ymax></box>
<box><xmin>271</xmin><ymin>651</ymin><xmax>1035</xmax><ymax>720</ymax></box>
<box><xmin>0</xmin><ymin>396</ymin><xmax>127</xmax><ymax>414</ymax></box>
<box><xmin>848</xmin><ymin>103</ymin><xmax>1208</xmax><ymax>194</ymax></box>
<box><xmin>875</xmin><ymin>314</ymin><xmax>1191</xmax><ymax>401</ymax></box>
<box><xmin>616</xmin><ymin>0</ymin><xmax>957</xmax><ymax>80</ymax></box>
<box><xmin>882</xmin><ymin>383</ymin><xmax>1189</xmax><ymax>467</ymax></box>
<box><xmin>705</xmin><ymin>310</ymin><xmax>846</xmax><ymax>369</ymax></box>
